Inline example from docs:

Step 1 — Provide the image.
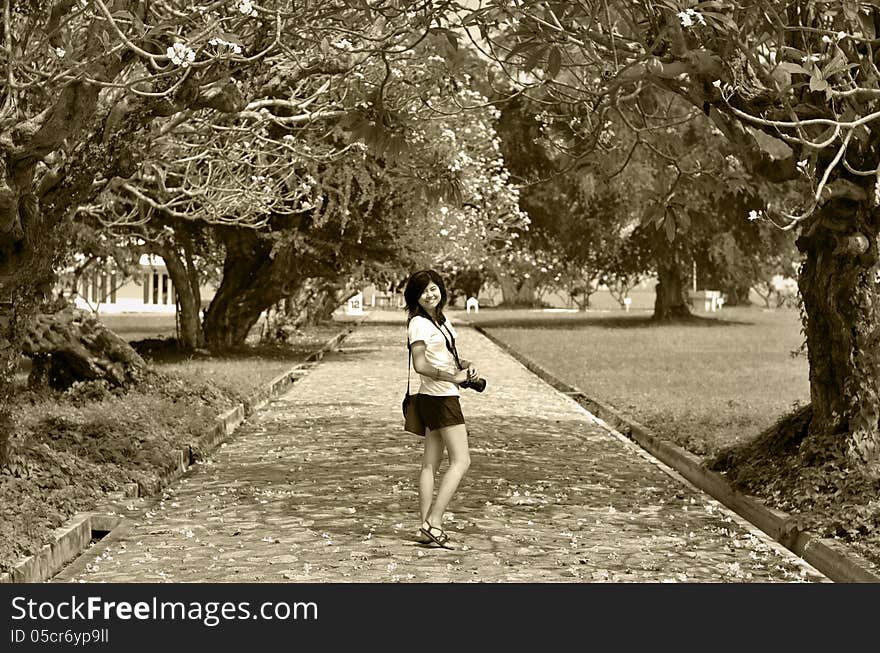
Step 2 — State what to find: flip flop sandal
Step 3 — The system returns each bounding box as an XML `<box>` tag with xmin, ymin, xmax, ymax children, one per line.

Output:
<box><xmin>419</xmin><ymin>524</ymin><xmax>453</xmax><ymax>549</ymax></box>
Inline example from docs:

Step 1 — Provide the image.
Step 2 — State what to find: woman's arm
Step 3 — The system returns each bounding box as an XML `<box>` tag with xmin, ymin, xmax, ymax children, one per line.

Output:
<box><xmin>411</xmin><ymin>342</ymin><xmax>468</xmax><ymax>384</ymax></box>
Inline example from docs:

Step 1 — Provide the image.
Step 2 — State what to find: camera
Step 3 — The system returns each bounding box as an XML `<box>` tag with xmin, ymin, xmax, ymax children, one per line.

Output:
<box><xmin>461</xmin><ymin>376</ymin><xmax>487</xmax><ymax>393</ymax></box>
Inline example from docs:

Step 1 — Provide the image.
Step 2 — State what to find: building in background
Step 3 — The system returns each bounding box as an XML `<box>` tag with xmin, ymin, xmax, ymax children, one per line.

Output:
<box><xmin>66</xmin><ymin>255</ymin><xmax>215</xmax><ymax>314</ymax></box>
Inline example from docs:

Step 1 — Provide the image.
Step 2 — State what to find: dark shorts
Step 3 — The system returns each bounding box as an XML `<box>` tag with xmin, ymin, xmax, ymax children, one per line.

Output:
<box><xmin>409</xmin><ymin>394</ymin><xmax>466</xmax><ymax>436</ymax></box>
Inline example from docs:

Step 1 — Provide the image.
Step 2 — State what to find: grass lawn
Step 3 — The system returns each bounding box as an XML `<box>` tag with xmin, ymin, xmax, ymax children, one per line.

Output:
<box><xmin>469</xmin><ymin>306</ymin><xmax>810</xmax><ymax>457</ymax></box>
<box><xmin>92</xmin><ymin>314</ymin><xmax>342</xmax><ymax>399</ymax></box>
<box><xmin>151</xmin><ymin>324</ymin><xmax>343</xmax><ymax>400</ymax></box>
<box><xmin>96</xmin><ymin>313</ymin><xmax>178</xmax><ymax>342</ymax></box>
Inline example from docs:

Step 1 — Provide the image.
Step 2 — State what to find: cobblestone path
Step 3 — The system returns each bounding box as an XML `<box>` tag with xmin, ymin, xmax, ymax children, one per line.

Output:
<box><xmin>54</xmin><ymin>323</ymin><xmax>827</xmax><ymax>583</ymax></box>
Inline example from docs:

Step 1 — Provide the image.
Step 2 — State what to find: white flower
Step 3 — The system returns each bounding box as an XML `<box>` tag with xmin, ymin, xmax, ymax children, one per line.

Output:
<box><xmin>167</xmin><ymin>42</ymin><xmax>196</xmax><ymax>67</ymax></box>
<box><xmin>237</xmin><ymin>0</ymin><xmax>257</xmax><ymax>17</ymax></box>
<box><xmin>209</xmin><ymin>37</ymin><xmax>242</xmax><ymax>55</ymax></box>
<box><xmin>333</xmin><ymin>38</ymin><xmax>353</xmax><ymax>51</ymax></box>
<box><xmin>821</xmin><ymin>35</ymin><xmax>832</xmax><ymax>44</ymax></box>
<box><xmin>712</xmin><ymin>79</ymin><xmax>722</xmax><ymax>88</ymax></box>
<box><xmin>677</xmin><ymin>8</ymin><xmax>706</xmax><ymax>28</ymax></box>
<box><xmin>747</xmin><ymin>209</ymin><xmax>762</xmax><ymax>221</ymax></box>
<box><xmin>53</xmin><ymin>47</ymin><xmax>66</xmax><ymax>58</ymax></box>
<box><xmin>837</xmin><ymin>31</ymin><xmax>847</xmax><ymax>41</ymax></box>
<box><xmin>797</xmin><ymin>159</ymin><xmax>809</xmax><ymax>170</ymax></box>
<box><xmin>801</xmin><ymin>54</ymin><xmax>822</xmax><ymax>64</ymax></box>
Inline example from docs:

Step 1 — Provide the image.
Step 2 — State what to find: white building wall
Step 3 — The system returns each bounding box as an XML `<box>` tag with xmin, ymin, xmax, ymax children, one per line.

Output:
<box><xmin>67</xmin><ymin>255</ymin><xmax>215</xmax><ymax>315</ymax></box>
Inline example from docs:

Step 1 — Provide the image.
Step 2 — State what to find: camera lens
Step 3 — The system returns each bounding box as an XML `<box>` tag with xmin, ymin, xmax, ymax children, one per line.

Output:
<box><xmin>469</xmin><ymin>377</ymin><xmax>486</xmax><ymax>393</ymax></box>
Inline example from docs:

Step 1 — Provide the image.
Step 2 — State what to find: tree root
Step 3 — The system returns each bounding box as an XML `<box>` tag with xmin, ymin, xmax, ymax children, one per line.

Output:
<box><xmin>706</xmin><ymin>403</ymin><xmax>880</xmax><ymax>540</ymax></box>
<box><xmin>706</xmin><ymin>403</ymin><xmax>813</xmax><ymax>493</ymax></box>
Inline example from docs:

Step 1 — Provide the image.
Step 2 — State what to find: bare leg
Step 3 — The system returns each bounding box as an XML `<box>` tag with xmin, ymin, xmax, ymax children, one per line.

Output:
<box><xmin>426</xmin><ymin>423</ymin><xmax>470</xmax><ymax>529</ymax></box>
<box><xmin>419</xmin><ymin>428</ymin><xmax>444</xmax><ymax>525</ymax></box>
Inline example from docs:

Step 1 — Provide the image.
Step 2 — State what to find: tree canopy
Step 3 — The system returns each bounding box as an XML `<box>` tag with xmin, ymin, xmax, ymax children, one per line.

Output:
<box><xmin>456</xmin><ymin>0</ymin><xmax>880</xmax><ymax>492</ymax></box>
<box><xmin>6</xmin><ymin>0</ymin><xmax>880</xmax><ymax>489</ymax></box>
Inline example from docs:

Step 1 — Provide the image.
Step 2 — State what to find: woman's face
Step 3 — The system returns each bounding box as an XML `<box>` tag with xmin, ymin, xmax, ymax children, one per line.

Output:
<box><xmin>418</xmin><ymin>281</ymin><xmax>442</xmax><ymax>314</ymax></box>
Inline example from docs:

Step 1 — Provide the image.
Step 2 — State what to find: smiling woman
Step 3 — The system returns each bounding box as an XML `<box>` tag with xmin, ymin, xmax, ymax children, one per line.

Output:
<box><xmin>402</xmin><ymin>269</ymin><xmax>481</xmax><ymax>550</ymax></box>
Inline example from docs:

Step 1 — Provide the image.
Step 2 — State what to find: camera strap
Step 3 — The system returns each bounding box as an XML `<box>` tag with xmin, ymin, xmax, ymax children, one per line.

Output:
<box><xmin>432</xmin><ymin>319</ymin><xmax>463</xmax><ymax>370</ymax></box>
<box><xmin>406</xmin><ymin>316</ymin><xmax>457</xmax><ymax>392</ymax></box>
<box><xmin>405</xmin><ymin>323</ymin><xmax>412</xmax><ymax>395</ymax></box>
<box><xmin>407</xmin><ymin>316</ymin><xmax>463</xmax><ymax>391</ymax></box>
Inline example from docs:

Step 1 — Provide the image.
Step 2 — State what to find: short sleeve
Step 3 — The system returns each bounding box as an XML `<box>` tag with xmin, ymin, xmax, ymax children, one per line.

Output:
<box><xmin>407</xmin><ymin>316</ymin><xmax>433</xmax><ymax>345</ymax></box>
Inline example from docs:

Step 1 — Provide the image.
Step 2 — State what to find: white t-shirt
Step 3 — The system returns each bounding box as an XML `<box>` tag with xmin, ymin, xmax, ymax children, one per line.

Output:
<box><xmin>407</xmin><ymin>315</ymin><xmax>460</xmax><ymax>397</ymax></box>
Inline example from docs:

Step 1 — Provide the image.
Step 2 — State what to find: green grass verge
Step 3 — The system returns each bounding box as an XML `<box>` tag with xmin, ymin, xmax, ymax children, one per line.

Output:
<box><xmin>146</xmin><ymin>325</ymin><xmax>343</xmax><ymax>401</ymax></box>
<box><xmin>95</xmin><ymin>313</ymin><xmax>178</xmax><ymax>343</ymax></box>
<box><xmin>474</xmin><ymin>306</ymin><xmax>810</xmax><ymax>457</ymax></box>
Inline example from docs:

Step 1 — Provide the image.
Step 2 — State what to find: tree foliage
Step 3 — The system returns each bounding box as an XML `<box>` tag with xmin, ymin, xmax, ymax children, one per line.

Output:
<box><xmin>458</xmin><ymin>1</ymin><xmax>880</xmax><ymax>496</ymax></box>
<box><xmin>0</xmin><ymin>2</ymin><xmax>529</xmax><ymax>361</ymax></box>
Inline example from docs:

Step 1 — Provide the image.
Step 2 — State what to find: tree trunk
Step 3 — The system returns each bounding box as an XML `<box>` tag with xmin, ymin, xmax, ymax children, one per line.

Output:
<box><xmin>722</xmin><ymin>282</ymin><xmax>754</xmax><ymax>307</ymax></box>
<box><xmin>203</xmin><ymin>229</ymin><xmax>298</xmax><ymax>350</ymax></box>
<box><xmin>797</xmin><ymin>203</ymin><xmax>880</xmax><ymax>474</ymax></box>
<box><xmin>155</xmin><ymin>241</ymin><xmax>203</xmax><ymax>351</ymax></box>
<box><xmin>204</xmin><ymin>274</ymin><xmax>276</xmax><ymax>350</ymax></box>
<box><xmin>0</xmin><ymin>305</ymin><xmax>13</xmax><ymax>467</ymax></box>
<box><xmin>570</xmin><ymin>288</ymin><xmax>592</xmax><ymax>311</ymax></box>
<box><xmin>305</xmin><ymin>283</ymin><xmax>348</xmax><ymax>325</ymax></box>
<box><xmin>499</xmin><ymin>276</ymin><xmax>538</xmax><ymax>306</ymax></box>
<box><xmin>653</xmin><ymin>258</ymin><xmax>691</xmax><ymax>320</ymax></box>
<box><xmin>608</xmin><ymin>277</ymin><xmax>639</xmax><ymax>309</ymax></box>
<box><xmin>569</xmin><ymin>274</ymin><xmax>599</xmax><ymax>311</ymax></box>
<box><xmin>749</xmin><ymin>281</ymin><xmax>771</xmax><ymax>308</ymax></box>
<box><xmin>285</xmin><ymin>278</ymin><xmax>349</xmax><ymax>327</ymax></box>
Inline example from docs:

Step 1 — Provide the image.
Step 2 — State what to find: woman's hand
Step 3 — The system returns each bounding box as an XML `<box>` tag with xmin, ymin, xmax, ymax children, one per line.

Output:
<box><xmin>453</xmin><ymin>369</ymin><xmax>470</xmax><ymax>384</ymax></box>
<box><xmin>466</xmin><ymin>363</ymin><xmax>478</xmax><ymax>381</ymax></box>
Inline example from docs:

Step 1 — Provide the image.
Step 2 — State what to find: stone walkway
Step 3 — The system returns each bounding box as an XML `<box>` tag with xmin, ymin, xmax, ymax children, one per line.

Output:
<box><xmin>54</xmin><ymin>322</ymin><xmax>828</xmax><ymax>583</ymax></box>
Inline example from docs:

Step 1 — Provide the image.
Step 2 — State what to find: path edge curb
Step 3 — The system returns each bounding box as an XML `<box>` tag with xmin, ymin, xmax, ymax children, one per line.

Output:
<box><xmin>1</xmin><ymin>321</ymin><xmax>360</xmax><ymax>584</ymax></box>
<box><xmin>470</xmin><ymin>323</ymin><xmax>880</xmax><ymax>583</ymax></box>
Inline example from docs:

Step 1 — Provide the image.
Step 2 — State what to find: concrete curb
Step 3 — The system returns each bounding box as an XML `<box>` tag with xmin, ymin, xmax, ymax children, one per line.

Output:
<box><xmin>470</xmin><ymin>323</ymin><xmax>880</xmax><ymax>583</ymax></box>
<box><xmin>0</xmin><ymin>514</ymin><xmax>94</xmax><ymax>584</ymax></box>
<box><xmin>1</xmin><ymin>322</ymin><xmax>359</xmax><ymax>584</ymax></box>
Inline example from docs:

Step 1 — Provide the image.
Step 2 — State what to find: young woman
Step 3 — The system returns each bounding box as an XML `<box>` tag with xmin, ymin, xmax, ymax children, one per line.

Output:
<box><xmin>403</xmin><ymin>269</ymin><xmax>479</xmax><ymax>549</ymax></box>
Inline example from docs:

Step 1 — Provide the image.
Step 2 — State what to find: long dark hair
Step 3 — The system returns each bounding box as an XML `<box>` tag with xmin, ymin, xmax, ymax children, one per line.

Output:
<box><xmin>403</xmin><ymin>269</ymin><xmax>448</xmax><ymax>324</ymax></box>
